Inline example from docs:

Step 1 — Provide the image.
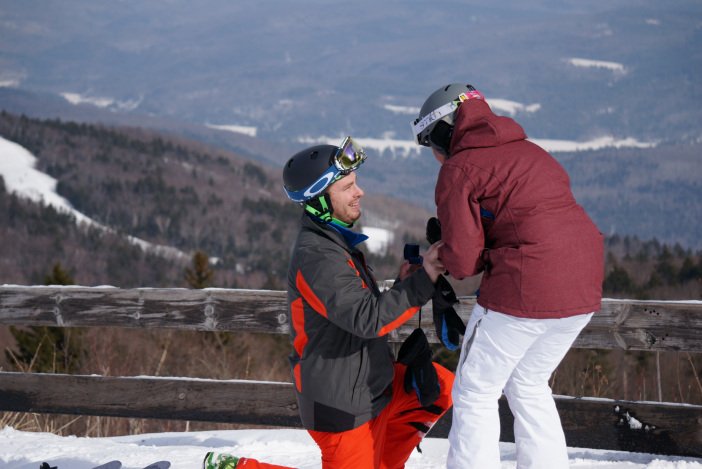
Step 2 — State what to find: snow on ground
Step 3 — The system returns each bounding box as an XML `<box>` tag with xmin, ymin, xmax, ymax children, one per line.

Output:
<box><xmin>205</xmin><ymin>124</ymin><xmax>258</xmax><ymax>138</ymax></box>
<box><xmin>485</xmin><ymin>98</ymin><xmax>541</xmax><ymax>116</ymax></box>
<box><xmin>0</xmin><ymin>136</ymin><xmax>187</xmax><ymax>261</ymax></box>
<box><xmin>1</xmin><ymin>427</ymin><xmax>701</xmax><ymax>469</ymax></box>
<box><xmin>0</xmin><ymin>136</ymin><xmax>96</xmax><ymax>226</ymax></box>
<box><xmin>298</xmin><ymin>135</ymin><xmax>420</xmax><ymax>158</ymax></box>
<box><xmin>530</xmin><ymin>136</ymin><xmax>656</xmax><ymax>153</ymax></box>
<box><xmin>383</xmin><ymin>104</ymin><xmax>420</xmax><ymax>115</ymax></box>
<box><xmin>384</xmin><ymin>97</ymin><xmax>541</xmax><ymax>118</ymax></box>
<box><xmin>60</xmin><ymin>92</ymin><xmax>142</xmax><ymax>112</ymax></box>
<box><xmin>299</xmin><ymin>133</ymin><xmax>657</xmax><ymax>158</ymax></box>
<box><xmin>0</xmin><ymin>79</ymin><xmax>20</xmax><ymax>88</ymax></box>
<box><xmin>361</xmin><ymin>226</ymin><xmax>394</xmax><ymax>255</ymax></box>
<box><xmin>567</xmin><ymin>58</ymin><xmax>627</xmax><ymax>73</ymax></box>
<box><xmin>61</xmin><ymin>93</ymin><xmax>115</xmax><ymax>109</ymax></box>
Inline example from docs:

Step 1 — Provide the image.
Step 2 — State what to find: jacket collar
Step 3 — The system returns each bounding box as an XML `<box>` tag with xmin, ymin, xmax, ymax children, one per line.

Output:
<box><xmin>328</xmin><ymin>221</ymin><xmax>369</xmax><ymax>248</ymax></box>
<box><xmin>301</xmin><ymin>214</ymin><xmax>368</xmax><ymax>249</ymax></box>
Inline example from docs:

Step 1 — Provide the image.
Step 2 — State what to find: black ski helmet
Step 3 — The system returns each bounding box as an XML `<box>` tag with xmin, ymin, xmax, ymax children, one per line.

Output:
<box><xmin>283</xmin><ymin>137</ymin><xmax>366</xmax><ymax>205</ymax></box>
<box><xmin>413</xmin><ymin>83</ymin><xmax>482</xmax><ymax>155</ymax></box>
<box><xmin>283</xmin><ymin>144</ymin><xmax>339</xmax><ymax>203</ymax></box>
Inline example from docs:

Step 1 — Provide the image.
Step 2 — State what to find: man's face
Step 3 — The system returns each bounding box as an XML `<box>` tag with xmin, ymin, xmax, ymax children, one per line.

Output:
<box><xmin>327</xmin><ymin>172</ymin><xmax>364</xmax><ymax>225</ymax></box>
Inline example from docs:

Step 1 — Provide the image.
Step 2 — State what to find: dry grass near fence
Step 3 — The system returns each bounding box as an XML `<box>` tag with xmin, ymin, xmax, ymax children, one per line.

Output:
<box><xmin>1</xmin><ymin>325</ymin><xmax>701</xmax><ymax>437</ymax></box>
<box><xmin>0</xmin><ymin>326</ymin><xmax>291</xmax><ymax>437</ymax></box>
<box><xmin>553</xmin><ymin>348</ymin><xmax>702</xmax><ymax>404</ymax></box>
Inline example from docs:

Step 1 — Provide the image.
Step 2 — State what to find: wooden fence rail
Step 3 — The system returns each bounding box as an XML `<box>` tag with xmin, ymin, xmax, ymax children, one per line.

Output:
<box><xmin>1</xmin><ymin>286</ymin><xmax>702</xmax><ymax>457</ymax></box>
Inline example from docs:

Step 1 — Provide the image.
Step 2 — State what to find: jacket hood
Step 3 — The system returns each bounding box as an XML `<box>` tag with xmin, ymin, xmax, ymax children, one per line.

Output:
<box><xmin>449</xmin><ymin>99</ymin><xmax>527</xmax><ymax>154</ymax></box>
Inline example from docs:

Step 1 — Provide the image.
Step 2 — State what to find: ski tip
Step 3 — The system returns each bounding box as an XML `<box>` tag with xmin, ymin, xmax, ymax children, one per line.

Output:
<box><xmin>92</xmin><ymin>461</ymin><xmax>122</xmax><ymax>469</ymax></box>
<box><xmin>141</xmin><ymin>462</ymin><xmax>171</xmax><ymax>469</ymax></box>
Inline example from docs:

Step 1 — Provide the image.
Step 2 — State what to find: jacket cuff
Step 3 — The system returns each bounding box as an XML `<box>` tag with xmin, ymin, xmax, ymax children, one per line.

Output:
<box><xmin>412</xmin><ymin>267</ymin><xmax>438</xmax><ymax>303</ymax></box>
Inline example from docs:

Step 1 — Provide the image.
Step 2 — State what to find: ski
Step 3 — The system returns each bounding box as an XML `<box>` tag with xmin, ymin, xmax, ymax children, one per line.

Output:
<box><xmin>142</xmin><ymin>462</ymin><xmax>171</xmax><ymax>469</ymax></box>
<box><xmin>91</xmin><ymin>462</ymin><xmax>122</xmax><ymax>469</ymax></box>
<box><xmin>39</xmin><ymin>459</ymin><xmax>169</xmax><ymax>469</ymax></box>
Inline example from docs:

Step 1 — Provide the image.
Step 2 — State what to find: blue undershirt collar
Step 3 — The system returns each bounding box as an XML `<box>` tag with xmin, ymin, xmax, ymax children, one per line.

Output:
<box><xmin>308</xmin><ymin>214</ymin><xmax>368</xmax><ymax>247</ymax></box>
<box><xmin>328</xmin><ymin>220</ymin><xmax>369</xmax><ymax>248</ymax></box>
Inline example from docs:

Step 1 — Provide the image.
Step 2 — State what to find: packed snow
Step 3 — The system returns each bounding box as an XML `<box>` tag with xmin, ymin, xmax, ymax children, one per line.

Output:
<box><xmin>1</xmin><ymin>426</ymin><xmax>701</xmax><ymax>469</ymax></box>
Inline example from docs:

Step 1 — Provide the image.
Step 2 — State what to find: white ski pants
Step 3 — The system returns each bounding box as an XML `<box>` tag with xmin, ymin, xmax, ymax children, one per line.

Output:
<box><xmin>447</xmin><ymin>304</ymin><xmax>593</xmax><ymax>469</ymax></box>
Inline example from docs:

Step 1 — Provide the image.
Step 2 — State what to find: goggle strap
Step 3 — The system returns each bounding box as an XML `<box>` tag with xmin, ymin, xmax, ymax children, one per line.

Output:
<box><xmin>304</xmin><ymin>195</ymin><xmax>333</xmax><ymax>223</ymax></box>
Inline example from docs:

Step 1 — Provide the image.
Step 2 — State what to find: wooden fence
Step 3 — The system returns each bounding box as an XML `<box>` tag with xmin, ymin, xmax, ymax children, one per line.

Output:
<box><xmin>1</xmin><ymin>285</ymin><xmax>701</xmax><ymax>457</ymax></box>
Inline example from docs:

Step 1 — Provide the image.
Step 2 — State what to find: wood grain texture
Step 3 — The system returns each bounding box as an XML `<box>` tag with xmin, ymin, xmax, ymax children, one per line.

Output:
<box><xmin>1</xmin><ymin>372</ymin><xmax>700</xmax><ymax>457</ymax></box>
<box><xmin>2</xmin><ymin>286</ymin><xmax>701</xmax><ymax>351</ymax></box>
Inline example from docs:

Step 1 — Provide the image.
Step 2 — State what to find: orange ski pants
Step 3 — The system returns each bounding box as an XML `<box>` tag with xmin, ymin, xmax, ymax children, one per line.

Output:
<box><xmin>309</xmin><ymin>362</ymin><xmax>454</xmax><ymax>469</ymax></box>
<box><xmin>234</xmin><ymin>362</ymin><xmax>454</xmax><ymax>469</ymax></box>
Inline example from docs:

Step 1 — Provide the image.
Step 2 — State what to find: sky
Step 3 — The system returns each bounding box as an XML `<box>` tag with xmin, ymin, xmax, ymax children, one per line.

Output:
<box><xmin>2</xmin><ymin>427</ymin><xmax>701</xmax><ymax>469</ymax></box>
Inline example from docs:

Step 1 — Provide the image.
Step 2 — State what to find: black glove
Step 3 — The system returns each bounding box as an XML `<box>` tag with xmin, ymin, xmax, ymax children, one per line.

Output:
<box><xmin>397</xmin><ymin>328</ymin><xmax>440</xmax><ymax>407</ymax></box>
<box><xmin>432</xmin><ymin>275</ymin><xmax>466</xmax><ymax>351</ymax></box>
<box><xmin>426</xmin><ymin>217</ymin><xmax>442</xmax><ymax>244</ymax></box>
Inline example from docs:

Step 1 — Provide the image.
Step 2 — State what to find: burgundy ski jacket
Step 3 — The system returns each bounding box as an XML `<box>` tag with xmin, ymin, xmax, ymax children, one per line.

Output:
<box><xmin>436</xmin><ymin>99</ymin><xmax>604</xmax><ymax>318</ymax></box>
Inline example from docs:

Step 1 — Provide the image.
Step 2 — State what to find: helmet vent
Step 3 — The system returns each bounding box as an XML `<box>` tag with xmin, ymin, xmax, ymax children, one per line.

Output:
<box><xmin>310</xmin><ymin>150</ymin><xmax>319</xmax><ymax>160</ymax></box>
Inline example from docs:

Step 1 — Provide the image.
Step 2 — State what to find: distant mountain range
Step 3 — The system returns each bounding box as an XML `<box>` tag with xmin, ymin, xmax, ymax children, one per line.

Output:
<box><xmin>1</xmin><ymin>0</ymin><xmax>700</xmax><ymax>143</ymax></box>
<box><xmin>0</xmin><ymin>0</ymin><xmax>700</xmax><ymax>248</ymax></box>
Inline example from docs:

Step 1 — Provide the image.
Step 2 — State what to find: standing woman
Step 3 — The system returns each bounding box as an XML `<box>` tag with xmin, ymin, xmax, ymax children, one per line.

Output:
<box><xmin>411</xmin><ymin>83</ymin><xmax>604</xmax><ymax>469</ymax></box>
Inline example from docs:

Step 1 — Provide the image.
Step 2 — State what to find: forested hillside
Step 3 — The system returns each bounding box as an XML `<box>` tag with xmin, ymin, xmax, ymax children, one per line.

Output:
<box><xmin>1</xmin><ymin>110</ymin><xmax>700</xmax><ymax>296</ymax></box>
<box><xmin>0</xmin><ymin>111</ymin><xmax>430</xmax><ymax>289</ymax></box>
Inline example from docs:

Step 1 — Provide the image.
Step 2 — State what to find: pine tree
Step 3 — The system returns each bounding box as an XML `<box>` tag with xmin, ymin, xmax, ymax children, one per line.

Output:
<box><xmin>185</xmin><ymin>250</ymin><xmax>214</xmax><ymax>289</ymax></box>
<box><xmin>44</xmin><ymin>262</ymin><xmax>74</xmax><ymax>285</ymax></box>
<box><xmin>603</xmin><ymin>264</ymin><xmax>637</xmax><ymax>295</ymax></box>
<box><xmin>6</xmin><ymin>262</ymin><xmax>86</xmax><ymax>373</ymax></box>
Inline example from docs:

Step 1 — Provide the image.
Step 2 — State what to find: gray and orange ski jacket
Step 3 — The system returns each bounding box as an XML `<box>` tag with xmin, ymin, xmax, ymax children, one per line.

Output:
<box><xmin>286</xmin><ymin>214</ymin><xmax>436</xmax><ymax>432</ymax></box>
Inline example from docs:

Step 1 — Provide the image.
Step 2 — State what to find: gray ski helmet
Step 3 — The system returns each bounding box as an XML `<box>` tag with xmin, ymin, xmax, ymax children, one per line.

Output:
<box><xmin>413</xmin><ymin>83</ymin><xmax>479</xmax><ymax>154</ymax></box>
<box><xmin>282</xmin><ymin>144</ymin><xmax>338</xmax><ymax>203</ymax></box>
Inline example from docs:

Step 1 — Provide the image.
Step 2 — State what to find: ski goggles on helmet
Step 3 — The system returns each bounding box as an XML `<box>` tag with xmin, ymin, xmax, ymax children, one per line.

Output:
<box><xmin>411</xmin><ymin>88</ymin><xmax>485</xmax><ymax>146</ymax></box>
<box><xmin>334</xmin><ymin>136</ymin><xmax>367</xmax><ymax>174</ymax></box>
<box><xmin>284</xmin><ymin>136</ymin><xmax>367</xmax><ymax>203</ymax></box>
